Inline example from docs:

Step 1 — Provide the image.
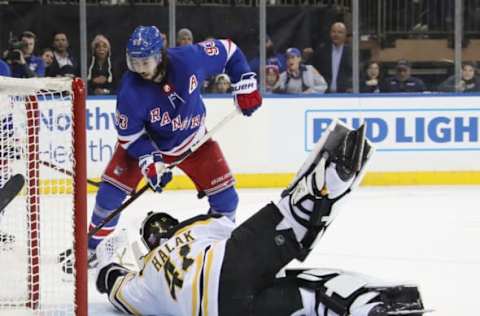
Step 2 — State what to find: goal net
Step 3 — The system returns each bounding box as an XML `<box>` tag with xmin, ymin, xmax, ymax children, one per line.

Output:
<box><xmin>0</xmin><ymin>77</ymin><xmax>87</xmax><ymax>315</ymax></box>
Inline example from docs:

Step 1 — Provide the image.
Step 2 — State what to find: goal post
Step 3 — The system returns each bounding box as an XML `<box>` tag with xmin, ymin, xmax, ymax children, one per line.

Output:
<box><xmin>0</xmin><ymin>76</ymin><xmax>87</xmax><ymax>315</ymax></box>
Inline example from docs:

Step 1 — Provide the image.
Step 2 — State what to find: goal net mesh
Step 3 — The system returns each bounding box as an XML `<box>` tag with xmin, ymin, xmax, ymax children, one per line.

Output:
<box><xmin>0</xmin><ymin>77</ymin><xmax>86</xmax><ymax>315</ymax></box>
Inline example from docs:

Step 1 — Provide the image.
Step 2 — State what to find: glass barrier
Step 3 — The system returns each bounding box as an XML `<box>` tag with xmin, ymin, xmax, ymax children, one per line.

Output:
<box><xmin>0</xmin><ymin>0</ymin><xmax>477</xmax><ymax>95</ymax></box>
<box><xmin>265</xmin><ymin>3</ymin><xmax>347</xmax><ymax>94</ymax></box>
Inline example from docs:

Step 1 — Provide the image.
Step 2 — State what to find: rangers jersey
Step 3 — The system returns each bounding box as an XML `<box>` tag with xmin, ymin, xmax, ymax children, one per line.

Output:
<box><xmin>108</xmin><ymin>215</ymin><xmax>235</xmax><ymax>316</ymax></box>
<box><xmin>115</xmin><ymin>39</ymin><xmax>251</xmax><ymax>158</ymax></box>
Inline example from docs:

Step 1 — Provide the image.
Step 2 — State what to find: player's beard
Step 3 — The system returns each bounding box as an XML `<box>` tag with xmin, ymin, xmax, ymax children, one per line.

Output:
<box><xmin>152</xmin><ymin>53</ymin><xmax>168</xmax><ymax>83</ymax></box>
<box><xmin>152</xmin><ymin>67</ymin><xmax>165</xmax><ymax>83</ymax></box>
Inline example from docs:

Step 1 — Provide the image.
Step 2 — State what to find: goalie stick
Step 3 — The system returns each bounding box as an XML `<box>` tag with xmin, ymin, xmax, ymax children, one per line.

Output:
<box><xmin>58</xmin><ymin>108</ymin><xmax>241</xmax><ymax>264</ymax></box>
<box><xmin>0</xmin><ymin>174</ymin><xmax>25</xmax><ymax>213</ymax></box>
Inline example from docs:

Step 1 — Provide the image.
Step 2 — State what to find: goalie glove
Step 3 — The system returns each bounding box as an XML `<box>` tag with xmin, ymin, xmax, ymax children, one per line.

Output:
<box><xmin>232</xmin><ymin>72</ymin><xmax>262</xmax><ymax>116</ymax></box>
<box><xmin>95</xmin><ymin>229</ymin><xmax>131</xmax><ymax>294</ymax></box>
<box><xmin>139</xmin><ymin>151</ymin><xmax>172</xmax><ymax>192</ymax></box>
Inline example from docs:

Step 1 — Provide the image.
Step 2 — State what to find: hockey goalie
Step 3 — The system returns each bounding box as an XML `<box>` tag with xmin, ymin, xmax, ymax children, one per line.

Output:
<box><xmin>95</xmin><ymin>120</ymin><xmax>429</xmax><ymax>316</ymax></box>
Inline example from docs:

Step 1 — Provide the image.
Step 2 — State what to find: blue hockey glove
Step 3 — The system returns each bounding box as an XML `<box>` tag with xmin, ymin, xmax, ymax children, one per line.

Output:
<box><xmin>139</xmin><ymin>152</ymin><xmax>172</xmax><ymax>192</ymax></box>
<box><xmin>232</xmin><ymin>72</ymin><xmax>262</xmax><ymax>116</ymax></box>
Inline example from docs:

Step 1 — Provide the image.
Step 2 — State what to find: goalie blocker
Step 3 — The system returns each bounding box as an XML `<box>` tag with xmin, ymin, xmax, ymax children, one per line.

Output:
<box><xmin>95</xmin><ymin>120</ymin><xmax>429</xmax><ymax>316</ymax></box>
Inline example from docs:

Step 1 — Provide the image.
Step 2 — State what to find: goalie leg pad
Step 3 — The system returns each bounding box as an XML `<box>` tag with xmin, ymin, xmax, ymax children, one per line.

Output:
<box><xmin>278</xmin><ymin>120</ymin><xmax>373</xmax><ymax>261</ymax></box>
<box><xmin>285</xmin><ymin>269</ymin><xmax>426</xmax><ymax>316</ymax></box>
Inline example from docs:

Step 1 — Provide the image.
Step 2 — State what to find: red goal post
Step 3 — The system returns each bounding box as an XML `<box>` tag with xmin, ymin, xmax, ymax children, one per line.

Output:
<box><xmin>0</xmin><ymin>76</ymin><xmax>87</xmax><ymax>315</ymax></box>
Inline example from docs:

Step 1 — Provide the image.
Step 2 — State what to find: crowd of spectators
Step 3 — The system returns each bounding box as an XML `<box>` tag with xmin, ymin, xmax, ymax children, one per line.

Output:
<box><xmin>1</xmin><ymin>30</ymin><xmax>115</xmax><ymax>95</ymax></box>
<box><xmin>1</xmin><ymin>23</ymin><xmax>480</xmax><ymax>95</ymax></box>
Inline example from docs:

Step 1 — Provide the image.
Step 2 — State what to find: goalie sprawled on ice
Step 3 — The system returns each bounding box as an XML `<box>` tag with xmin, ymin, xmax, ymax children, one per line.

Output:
<box><xmin>95</xmin><ymin>120</ymin><xmax>429</xmax><ymax>316</ymax></box>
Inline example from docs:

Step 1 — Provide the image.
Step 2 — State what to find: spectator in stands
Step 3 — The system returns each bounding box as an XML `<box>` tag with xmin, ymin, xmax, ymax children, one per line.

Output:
<box><xmin>381</xmin><ymin>60</ymin><xmax>427</xmax><ymax>93</ymax></box>
<box><xmin>265</xmin><ymin>64</ymin><xmax>280</xmax><ymax>93</ymax></box>
<box><xmin>438</xmin><ymin>61</ymin><xmax>480</xmax><ymax>93</ymax></box>
<box><xmin>212</xmin><ymin>74</ymin><xmax>231</xmax><ymax>93</ymax></box>
<box><xmin>87</xmin><ymin>34</ymin><xmax>115</xmax><ymax>95</ymax></box>
<box><xmin>0</xmin><ymin>58</ymin><xmax>11</xmax><ymax>76</ymax></box>
<box><xmin>249</xmin><ymin>35</ymin><xmax>286</xmax><ymax>77</ymax></box>
<box><xmin>41</xmin><ymin>48</ymin><xmax>54</xmax><ymax>69</ymax></box>
<box><xmin>176</xmin><ymin>28</ymin><xmax>193</xmax><ymax>46</ymax></box>
<box><xmin>275</xmin><ymin>47</ymin><xmax>327</xmax><ymax>94</ymax></box>
<box><xmin>360</xmin><ymin>61</ymin><xmax>382</xmax><ymax>93</ymax></box>
<box><xmin>313</xmin><ymin>22</ymin><xmax>352</xmax><ymax>93</ymax></box>
<box><xmin>46</xmin><ymin>32</ymin><xmax>79</xmax><ymax>78</ymax></box>
<box><xmin>9</xmin><ymin>31</ymin><xmax>45</xmax><ymax>78</ymax></box>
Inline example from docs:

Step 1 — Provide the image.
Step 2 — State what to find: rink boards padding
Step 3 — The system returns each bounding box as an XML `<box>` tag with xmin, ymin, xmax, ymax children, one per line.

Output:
<box><xmin>37</xmin><ymin>94</ymin><xmax>480</xmax><ymax>193</ymax></box>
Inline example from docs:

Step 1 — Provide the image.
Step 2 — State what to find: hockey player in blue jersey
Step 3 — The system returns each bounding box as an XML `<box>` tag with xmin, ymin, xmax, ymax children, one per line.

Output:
<box><xmin>86</xmin><ymin>25</ymin><xmax>262</xmax><ymax>265</ymax></box>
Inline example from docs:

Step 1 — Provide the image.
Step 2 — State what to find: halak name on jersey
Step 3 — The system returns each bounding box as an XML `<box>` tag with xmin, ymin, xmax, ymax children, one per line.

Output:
<box><xmin>108</xmin><ymin>215</ymin><xmax>235</xmax><ymax>316</ymax></box>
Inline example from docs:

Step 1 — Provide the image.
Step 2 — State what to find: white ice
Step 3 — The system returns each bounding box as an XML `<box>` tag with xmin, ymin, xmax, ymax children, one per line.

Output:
<box><xmin>88</xmin><ymin>185</ymin><xmax>480</xmax><ymax>316</ymax></box>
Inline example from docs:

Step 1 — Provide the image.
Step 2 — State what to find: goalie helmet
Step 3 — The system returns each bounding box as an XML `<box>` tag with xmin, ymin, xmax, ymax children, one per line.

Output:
<box><xmin>140</xmin><ymin>211</ymin><xmax>179</xmax><ymax>251</ymax></box>
<box><xmin>126</xmin><ymin>25</ymin><xmax>164</xmax><ymax>77</ymax></box>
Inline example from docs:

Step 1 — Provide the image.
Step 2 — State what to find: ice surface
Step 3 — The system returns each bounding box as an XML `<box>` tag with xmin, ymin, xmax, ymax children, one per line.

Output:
<box><xmin>85</xmin><ymin>185</ymin><xmax>480</xmax><ymax>316</ymax></box>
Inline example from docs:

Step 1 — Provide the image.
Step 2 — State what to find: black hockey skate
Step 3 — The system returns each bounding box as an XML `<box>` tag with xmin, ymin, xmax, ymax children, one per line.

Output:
<box><xmin>59</xmin><ymin>248</ymin><xmax>98</xmax><ymax>274</ymax></box>
<box><xmin>288</xmin><ymin>269</ymin><xmax>432</xmax><ymax>316</ymax></box>
<box><xmin>363</xmin><ymin>285</ymin><xmax>432</xmax><ymax>316</ymax></box>
<box><xmin>0</xmin><ymin>231</ymin><xmax>15</xmax><ymax>251</ymax></box>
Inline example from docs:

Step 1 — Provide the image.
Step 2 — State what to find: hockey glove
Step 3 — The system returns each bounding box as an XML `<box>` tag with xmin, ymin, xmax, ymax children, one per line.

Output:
<box><xmin>232</xmin><ymin>72</ymin><xmax>262</xmax><ymax>116</ymax></box>
<box><xmin>139</xmin><ymin>152</ymin><xmax>172</xmax><ymax>192</ymax></box>
<box><xmin>95</xmin><ymin>229</ymin><xmax>131</xmax><ymax>294</ymax></box>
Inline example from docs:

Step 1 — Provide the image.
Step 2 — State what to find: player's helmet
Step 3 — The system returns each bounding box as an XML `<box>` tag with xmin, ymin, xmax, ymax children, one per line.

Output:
<box><xmin>140</xmin><ymin>211</ymin><xmax>179</xmax><ymax>250</ymax></box>
<box><xmin>126</xmin><ymin>26</ymin><xmax>164</xmax><ymax>77</ymax></box>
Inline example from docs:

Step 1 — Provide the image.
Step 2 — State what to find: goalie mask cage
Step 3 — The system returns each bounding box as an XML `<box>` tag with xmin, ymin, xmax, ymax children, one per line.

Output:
<box><xmin>0</xmin><ymin>77</ymin><xmax>87</xmax><ymax>315</ymax></box>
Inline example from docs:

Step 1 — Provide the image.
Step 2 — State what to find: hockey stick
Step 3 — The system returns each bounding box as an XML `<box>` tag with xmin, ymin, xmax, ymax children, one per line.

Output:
<box><xmin>39</xmin><ymin>160</ymin><xmax>101</xmax><ymax>188</ymax></box>
<box><xmin>0</xmin><ymin>174</ymin><xmax>25</xmax><ymax>213</ymax></box>
<box><xmin>57</xmin><ymin>108</ymin><xmax>240</xmax><ymax>263</ymax></box>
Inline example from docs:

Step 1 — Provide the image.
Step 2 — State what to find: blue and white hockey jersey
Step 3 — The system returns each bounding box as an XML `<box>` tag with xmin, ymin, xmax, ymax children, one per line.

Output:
<box><xmin>115</xmin><ymin>40</ymin><xmax>251</xmax><ymax>158</ymax></box>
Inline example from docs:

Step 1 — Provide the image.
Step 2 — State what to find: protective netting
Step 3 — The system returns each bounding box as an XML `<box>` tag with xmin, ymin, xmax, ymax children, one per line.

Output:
<box><xmin>0</xmin><ymin>77</ymin><xmax>82</xmax><ymax>315</ymax></box>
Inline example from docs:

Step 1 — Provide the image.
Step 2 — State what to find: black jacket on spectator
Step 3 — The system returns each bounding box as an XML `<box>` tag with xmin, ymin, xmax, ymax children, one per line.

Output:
<box><xmin>381</xmin><ymin>76</ymin><xmax>426</xmax><ymax>93</ymax></box>
<box><xmin>360</xmin><ymin>79</ymin><xmax>381</xmax><ymax>93</ymax></box>
<box><xmin>87</xmin><ymin>59</ymin><xmax>115</xmax><ymax>95</ymax></box>
<box><xmin>313</xmin><ymin>43</ymin><xmax>352</xmax><ymax>93</ymax></box>
<box><xmin>437</xmin><ymin>75</ymin><xmax>480</xmax><ymax>92</ymax></box>
<box><xmin>46</xmin><ymin>53</ymin><xmax>79</xmax><ymax>77</ymax></box>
